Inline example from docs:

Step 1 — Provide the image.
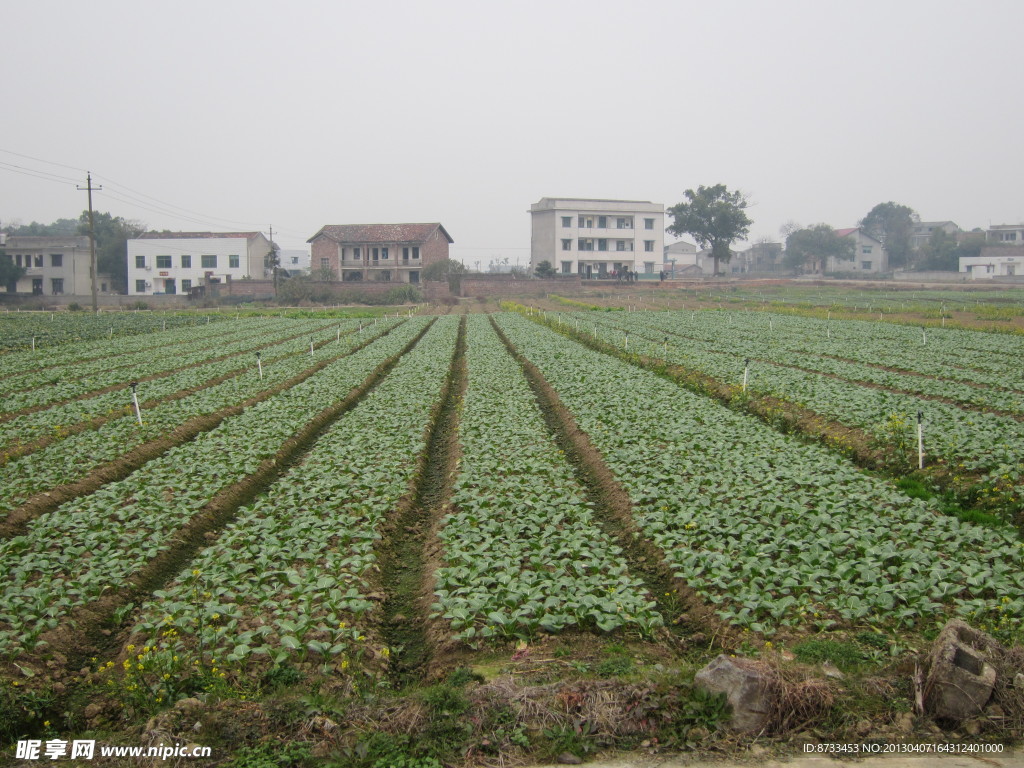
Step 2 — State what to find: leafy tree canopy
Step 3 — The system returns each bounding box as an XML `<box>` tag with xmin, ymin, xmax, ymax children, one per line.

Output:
<box><xmin>667</xmin><ymin>184</ymin><xmax>751</xmax><ymax>275</ymax></box>
<box><xmin>534</xmin><ymin>260</ymin><xmax>556</xmax><ymax>278</ymax></box>
<box><xmin>860</xmin><ymin>202</ymin><xmax>916</xmax><ymax>269</ymax></box>
<box><xmin>421</xmin><ymin>258</ymin><xmax>466</xmax><ymax>282</ymax></box>
<box><xmin>784</xmin><ymin>224</ymin><xmax>854</xmax><ymax>273</ymax></box>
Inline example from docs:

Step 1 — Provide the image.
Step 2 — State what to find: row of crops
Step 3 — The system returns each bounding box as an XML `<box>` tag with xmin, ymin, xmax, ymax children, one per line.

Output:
<box><xmin>0</xmin><ymin>310</ymin><xmax>1020</xmax><ymax>692</ymax></box>
<box><xmin>0</xmin><ymin>311</ymin><xmax>231</xmax><ymax>352</ymax></box>
<box><xmin>548</xmin><ymin>308</ymin><xmax>1023</xmax><ymax>504</ymax></box>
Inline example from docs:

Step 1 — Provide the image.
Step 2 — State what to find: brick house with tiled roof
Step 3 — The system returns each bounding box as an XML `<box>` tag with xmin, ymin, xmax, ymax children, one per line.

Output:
<box><xmin>307</xmin><ymin>223</ymin><xmax>453</xmax><ymax>284</ymax></box>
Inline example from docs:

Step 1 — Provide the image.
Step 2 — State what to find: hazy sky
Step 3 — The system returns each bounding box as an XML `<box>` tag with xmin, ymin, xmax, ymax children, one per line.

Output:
<box><xmin>2</xmin><ymin>0</ymin><xmax>1021</xmax><ymax>265</ymax></box>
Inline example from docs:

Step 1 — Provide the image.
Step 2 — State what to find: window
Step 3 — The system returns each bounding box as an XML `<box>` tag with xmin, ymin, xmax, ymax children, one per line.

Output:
<box><xmin>598</xmin><ymin>216</ymin><xmax>607</xmax><ymax>228</ymax></box>
<box><xmin>181</xmin><ymin>254</ymin><xmax>192</xmax><ymax>268</ymax></box>
<box><xmin>644</xmin><ymin>218</ymin><xmax>654</xmax><ymax>230</ymax></box>
<box><xmin>181</xmin><ymin>279</ymin><xmax>192</xmax><ymax>292</ymax></box>
<box><xmin>412</xmin><ymin>247</ymin><xmax>420</xmax><ymax>259</ymax></box>
<box><xmin>644</xmin><ymin>240</ymin><xmax>654</xmax><ymax>252</ymax></box>
<box><xmin>861</xmin><ymin>246</ymin><xmax>873</xmax><ymax>255</ymax></box>
<box><xmin>321</xmin><ymin>258</ymin><xmax>329</xmax><ymax>268</ymax></box>
<box><xmin>135</xmin><ymin>255</ymin><xmax>146</xmax><ymax>268</ymax></box>
<box><xmin>33</xmin><ymin>255</ymin><xmax>43</xmax><ymax>267</ymax></box>
<box><xmin>578</xmin><ymin>216</ymin><xmax>594</xmax><ymax>228</ymax></box>
<box><xmin>372</xmin><ymin>247</ymin><xmax>379</xmax><ymax>260</ymax></box>
<box><xmin>578</xmin><ymin>239</ymin><xmax>594</xmax><ymax>251</ymax></box>
<box><xmin>50</xmin><ymin>278</ymin><xmax>64</xmax><ymax>294</ymax></box>
<box><xmin>135</xmin><ymin>279</ymin><xmax>147</xmax><ymax>293</ymax></box>
<box><xmin>291</xmin><ymin>257</ymin><xmax>298</xmax><ymax>264</ymax></box>
<box><xmin>50</xmin><ymin>254</ymin><xmax>63</xmax><ymax>267</ymax></box>
<box><xmin>861</xmin><ymin>261</ymin><xmax>872</xmax><ymax>270</ymax></box>
<box><xmin>156</xmin><ymin>255</ymin><xmax>172</xmax><ymax>269</ymax></box>
<box><xmin>561</xmin><ymin>216</ymin><xmax>572</xmax><ymax>228</ymax></box>
<box><xmin>598</xmin><ymin>239</ymin><xmax>608</xmax><ymax>251</ymax></box>
<box><xmin>353</xmin><ymin>247</ymin><xmax>361</xmax><ymax>260</ymax></box>
<box><xmin>201</xmin><ymin>255</ymin><xmax>217</xmax><ymax>269</ymax></box>
<box><xmin>229</xmin><ymin>255</ymin><xmax>240</xmax><ymax>269</ymax></box>
<box><xmin>561</xmin><ymin>261</ymin><xmax>573</xmax><ymax>274</ymax></box>
<box><xmin>644</xmin><ymin>262</ymin><xmax>655</xmax><ymax>273</ymax></box>
<box><xmin>381</xmin><ymin>247</ymin><xmax>389</xmax><ymax>260</ymax></box>
<box><xmin>1000</xmin><ymin>232</ymin><xmax>1018</xmax><ymax>241</ymax></box>
<box><xmin>561</xmin><ymin>239</ymin><xmax>572</xmax><ymax>251</ymax></box>
<box><xmin>616</xmin><ymin>241</ymin><xmax>626</xmax><ymax>251</ymax></box>
<box><xmin>616</xmin><ymin>217</ymin><xmax>633</xmax><ymax>229</ymax></box>
<box><xmin>403</xmin><ymin>247</ymin><xmax>410</xmax><ymax>259</ymax></box>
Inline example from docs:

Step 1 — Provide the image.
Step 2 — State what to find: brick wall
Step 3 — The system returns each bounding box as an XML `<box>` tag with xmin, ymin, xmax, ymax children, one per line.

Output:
<box><xmin>458</xmin><ymin>275</ymin><xmax>582</xmax><ymax>297</ymax></box>
<box><xmin>420</xmin><ymin>227</ymin><xmax>451</xmax><ymax>271</ymax></box>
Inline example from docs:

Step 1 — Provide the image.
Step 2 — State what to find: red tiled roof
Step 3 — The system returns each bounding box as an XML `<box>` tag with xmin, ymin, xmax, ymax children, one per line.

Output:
<box><xmin>308</xmin><ymin>223</ymin><xmax>453</xmax><ymax>245</ymax></box>
<box><xmin>834</xmin><ymin>228</ymin><xmax>857</xmax><ymax>237</ymax></box>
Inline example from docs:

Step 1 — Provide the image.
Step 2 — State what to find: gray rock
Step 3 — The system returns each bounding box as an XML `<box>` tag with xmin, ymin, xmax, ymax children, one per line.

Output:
<box><xmin>924</xmin><ymin>619</ymin><xmax>998</xmax><ymax>722</ymax></box>
<box><xmin>556</xmin><ymin>752</ymin><xmax>583</xmax><ymax>765</ymax></box>
<box><xmin>693</xmin><ymin>654</ymin><xmax>777</xmax><ymax>733</ymax></box>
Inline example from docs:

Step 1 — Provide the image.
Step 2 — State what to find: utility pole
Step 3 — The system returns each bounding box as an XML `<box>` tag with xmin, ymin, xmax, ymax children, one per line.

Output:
<box><xmin>77</xmin><ymin>172</ymin><xmax>101</xmax><ymax>313</ymax></box>
<box><xmin>269</xmin><ymin>225</ymin><xmax>277</xmax><ymax>297</ymax></box>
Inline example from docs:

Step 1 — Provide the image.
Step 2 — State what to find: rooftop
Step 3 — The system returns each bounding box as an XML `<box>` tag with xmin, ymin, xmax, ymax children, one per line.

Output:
<box><xmin>308</xmin><ymin>223</ymin><xmax>453</xmax><ymax>244</ymax></box>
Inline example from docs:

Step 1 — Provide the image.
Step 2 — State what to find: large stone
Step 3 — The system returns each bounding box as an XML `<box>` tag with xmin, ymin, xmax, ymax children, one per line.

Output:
<box><xmin>924</xmin><ymin>619</ymin><xmax>998</xmax><ymax>722</ymax></box>
<box><xmin>693</xmin><ymin>654</ymin><xmax>777</xmax><ymax>733</ymax></box>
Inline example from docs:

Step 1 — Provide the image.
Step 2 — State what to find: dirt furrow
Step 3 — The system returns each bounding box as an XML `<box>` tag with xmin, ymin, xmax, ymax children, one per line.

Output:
<box><xmin>378</xmin><ymin>315</ymin><xmax>467</xmax><ymax>685</ymax></box>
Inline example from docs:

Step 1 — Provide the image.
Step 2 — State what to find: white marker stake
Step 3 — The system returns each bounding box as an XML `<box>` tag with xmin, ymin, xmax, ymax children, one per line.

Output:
<box><xmin>922</xmin><ymin>328</ymin><xmax>927</xmax><ymax>345</ymax></box>
<box><xmin>917</xmin><ymin>411</ymin><xmax>924</xmax><ymax>469</ymax></box>
<box><xmin>624</xmin><ymin>332</ymin><xmax>629</xmax><ymax>351</ymax></box>
<box><xmin>663</xmin><ymin>337</ymin><xmax>668</xmax><ymax>356</ymax></box>
<box><xmin>743</xmin><ymin>358</ymin><xmax>750</xmax><ymax>393</ymax></box>
<box><xmin>31</xmin><ymin>336</ymin><xmax>35</xmax><ymax>351</ymax></box>
<box><xmin>337</xmin><ymin>327</ymin><xmax>341</xmax><ymax>342</ymax></box>
<box><xmin>109</xmin><ymin>326</ymin><xmax>113</xmax><ymax>339</ymax></box>
<box><xmin>130</xmin><ymin>382</ymin><xmax>143</xmax><ymax>425</ymax></box>
<box><xmin>310</xmin><ymin>338</ymin><xmax>315</xmax><ymax>356</ymax></box>
<box><xmin>827</xmin><ymin>327</ymin><xmax>831</xmax><ymax>340</ymax></box>
<box><xmin>769</xmin><ymin>319</ymin><xmax>773</xmax><ymax>331</ymax></box>
<box><xmin>163</xmin><ymin>320</ymin><xmax>166</xmax><ymax>331</ymax></box>
<box><xmin>256</xmin><ymin>352</ymin><xmax>263</xmax><ymax>380</ymax></box>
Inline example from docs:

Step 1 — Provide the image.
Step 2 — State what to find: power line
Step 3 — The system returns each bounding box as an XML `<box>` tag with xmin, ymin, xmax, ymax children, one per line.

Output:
<box><xmin>0</xmin><ymin>148</ymin><xmax>88</xmax><ymax>173</ymax></box>
<box><xmin>0</xmin><ymin>161</ymin><xmax>80</xmax><ymax>186</ymax></box>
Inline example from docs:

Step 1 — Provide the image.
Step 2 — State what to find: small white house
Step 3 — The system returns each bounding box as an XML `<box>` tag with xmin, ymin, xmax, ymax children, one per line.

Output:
<box><xmin>960</xmin><ymin>247</ymin><xmax>1023</xmax><ymax>279</ymax></box>
<box><xmin>127</xmin><ymin>231</ymin><xmax>272</xmax><ymax>296</ymax></box>
<box><xmin>830</xmin><ymin>228</ymin><xmax>888</xmax><ymax>273</ymax></box>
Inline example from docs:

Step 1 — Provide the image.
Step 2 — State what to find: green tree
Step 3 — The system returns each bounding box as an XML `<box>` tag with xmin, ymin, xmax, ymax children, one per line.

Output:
<box><xmin>534</xmin><ymin>260</ymin><xmax>556</xmax><ymax>278</ymax></box>
<box><xmin>915</xmin><ymin>230</ymin><xmax>958</xmax><ymax>271</ymax></box>
<box><xmin>422</xmin><ymin>258</ymin><xmax>466</xmax><ymax>293</ymax></box>
<box><xmin>667</xmin><ymin>184</ymin><xmax>752</xmax><ymax>276</ymax></box>
<box><xmin>5</xmin><ymin>218</ymin><xmax>79</xmax><ymax>236</ymax></box>
<box><xmin>0</xmin><ymin>244</ymin><xmax>26</xmax><ymax>287</ymax></box>
<box><xmin>860</xmin><ymin>202</ymin><xmax>916</xmax><ymax>269</ymax></box>
<box><xmin>784</xmin><ymin>224</ymin><xmax>855</xmax><ymax>273</ymax></box>
<box><xmin>76</xmin><ymin>211</ymin><xmax>146</xmax><ymax>292</ymax></box>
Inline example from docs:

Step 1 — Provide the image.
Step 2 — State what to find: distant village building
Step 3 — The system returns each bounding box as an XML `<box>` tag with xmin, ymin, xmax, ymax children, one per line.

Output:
<box><xmin>960</xmin><ymin>246</ymin><xmax>1023</xmax><ymax>279</ymax></box>
<box><xmin>126</xmin><ymin>232</ymin><xmax>272</xmax><ymax>296</ymax></box>
<box><xmin>659</xmin><ymin>241</ymin><xmax>708</xmax><ymax>278</ymax></box>
<box><xmin>3</xmin><ymin>235</ymin><xmax>113</xmax><ymax>296</ymax></box>
<box><xmin>530</xmin><ymin>198</ymin><xmax>665</xmax><ymax>279</ymax></box>
<box><xmin>279</xmin><ymin>249</ymin><xmax>310</xmax><ymax>276</ymax></box>
<box><xmin>986</xmin><ymin>224</ymin><xmax>1024</xmax><ymax>244</ymax></box>
<box><xmin>307</xmin><ymin>223</ymin><xmax>453</xmax><ymax>284</ymax></box>
<box><xmin>829</xmin><ymin>228</ymin><xmax>888</xmax><ymax>273</ymax></box>
<box><xmin>911</xmin><ymin>221</ymin><xmax>960</xmax><ymax>250</ymax></box>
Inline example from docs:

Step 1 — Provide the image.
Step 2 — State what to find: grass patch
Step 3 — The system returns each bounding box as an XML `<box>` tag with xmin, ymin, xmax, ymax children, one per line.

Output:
<box><xmin>792</xmin><ymin>639</ymin><xmax>866</xmax><ymax>670</ymax></box>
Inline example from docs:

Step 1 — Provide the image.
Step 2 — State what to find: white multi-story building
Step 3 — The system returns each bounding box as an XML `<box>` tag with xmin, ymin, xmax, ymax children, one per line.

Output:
<box><xmin>3</xmin><ymin>235</ymin><xmax>114</xmax><ymax>296</ymax></box>
<box><xmin>126</xmin><ymin>232</ymin><xmax>272</xmax><ymax>296</ymax></box>
<box><xmin>830</xmin><ymin>228</ymin><xmax>888</xmax><ymax>273</ymax></box>
<box><xmin>530</xmin><ymin>198</ymin><xmax>665</xmax><ymax>279</ymax></box>
<box><xmin>986</xmin><ymin>224</ymin><xmax>1024</xmax><ymax>244</ymax></box>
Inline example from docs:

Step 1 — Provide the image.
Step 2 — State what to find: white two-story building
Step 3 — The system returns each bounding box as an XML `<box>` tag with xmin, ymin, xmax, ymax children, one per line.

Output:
<box><xmin>126</xmin><ymin>232</ymin><xmax>272</xmax><ymax>295</ymax></box>
<box><xmin>530</xmin><ymin>198</ymin><xmax>665</xmax><ymax>279</ymax></box>
<box><xmin>3</xmin><ymin>235</ymin><xmax>114</xmax><ymax>296</ymax></box>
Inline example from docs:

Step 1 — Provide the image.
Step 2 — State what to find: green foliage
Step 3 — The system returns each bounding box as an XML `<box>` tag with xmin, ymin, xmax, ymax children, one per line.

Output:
<box><xmin>0</xmin><ymin>683</ymin><xmax>56</xmax><ymax>743</ymax></box>
<box><xmin>792</xmin><ymin>639</ymin><xmax>866</xmax><ymax>669</ymax></box>
<box><xmin>335</xmin><ymin>733</ymin><xmax>442</xmax><ymax>768</ymax></box>
<box><xmin>226</xmin><ymin>740</ymin><xmax>313</xmax><ymax>768</ymax></box>
<box><xmin>534</xmin><ymin>260</ymin><xmax>556</xmax><ymax>278</ymax></box>
<box><xmin>541</xmin><ymin>720</ymin><xmax>597</xmax><ymax>759</ymax></box>
<box><xmin>667</xmin><ymin>184</ymin><xmax>752</xmax><ymax>275</ymax></box>
<box><xmin>860</xmin><ymin>202</ymin><xmax>916</xmax><ymax>269</ymax></box>
<box><xmin>384</xmin><ymin>285</ymin><xmax>421</xmax><ymax>304</ymax></box>
<box><xmin>784</xmin><ymin>224</ymin><xmax>855</xmax><ymax>273</ymax></box>
<box><xmin>0</xmin><ymin>252</ymin><xmax>26</xmax><ymax>286</ymax></box>
<box><xmin>595</xmin><ymin>655</ymin><xmax>634</xmax><ymax>678</ymax></box>
<box><xmin>914</xmin><ymin>230</ymin><xmax>958</xmax><ymax>271</ymax></box>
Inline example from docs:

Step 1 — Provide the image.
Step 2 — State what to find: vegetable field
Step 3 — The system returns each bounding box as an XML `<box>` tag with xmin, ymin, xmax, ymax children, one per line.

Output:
<box><xmin>0</xmin><ymin>306</ymin><xmax>1022</xmax><ymax>759</ymax></box>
